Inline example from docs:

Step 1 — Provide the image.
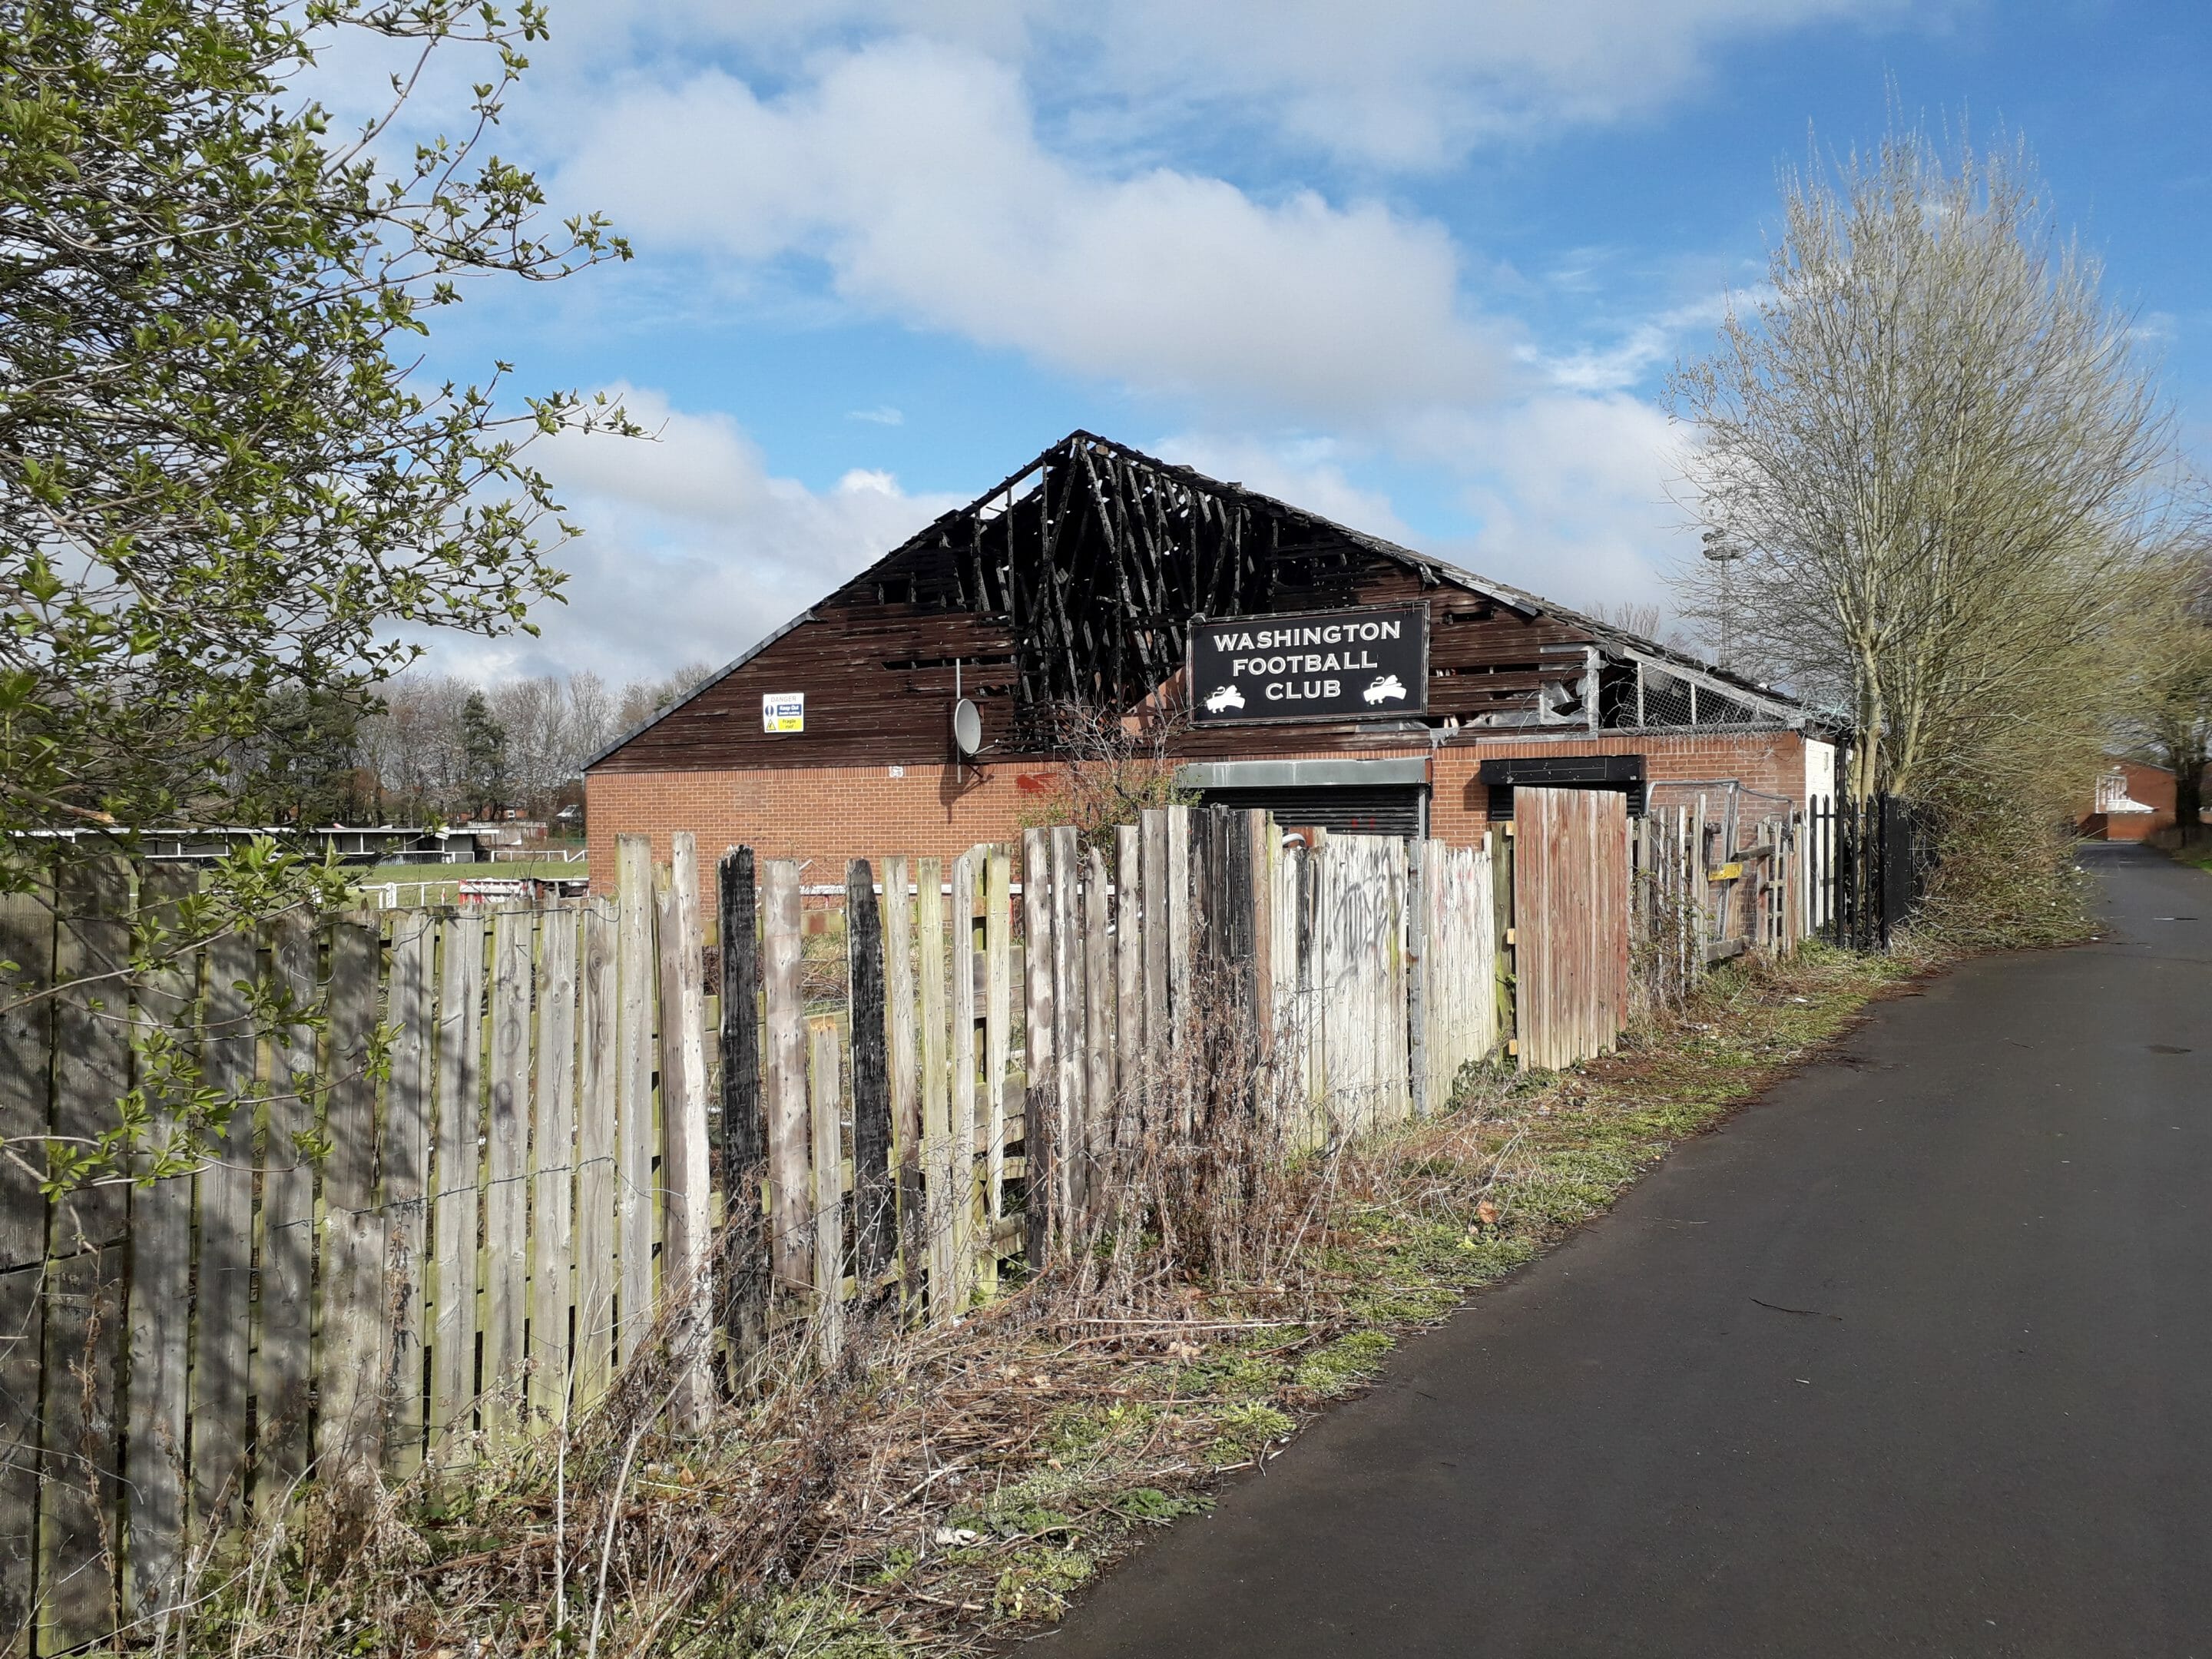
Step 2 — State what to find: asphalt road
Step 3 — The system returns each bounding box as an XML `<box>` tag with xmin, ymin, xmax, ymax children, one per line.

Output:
<box><xmin>1041</xmin><ymin>844</ymin><xmax>2212</xmax><ymax>1658</ymax></box>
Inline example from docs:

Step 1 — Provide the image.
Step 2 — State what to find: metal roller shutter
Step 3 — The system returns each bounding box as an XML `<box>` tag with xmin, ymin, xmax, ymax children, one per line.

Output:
<box><xmin>1195</xmin><ymin>785</ymin><xmax>1427</xmax><ymax>839</ymax></box>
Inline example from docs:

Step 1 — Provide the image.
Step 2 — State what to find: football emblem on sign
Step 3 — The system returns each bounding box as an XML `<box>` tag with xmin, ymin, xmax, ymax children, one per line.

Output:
<box><xmin>1204</xmin><ymin>683</ymin><xmax>1247</xmax><ymax>714</ymax></box>
<box><xmin>1363</xmin><ymin>674</ymin><xmax>1408</xmax><ymax>705</ymax></box>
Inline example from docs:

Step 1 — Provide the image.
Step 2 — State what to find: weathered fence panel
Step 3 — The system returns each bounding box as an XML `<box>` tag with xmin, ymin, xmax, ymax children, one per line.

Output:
<box><xmin>1317</xmin><ymin>834</ymin><xmax>1412</xmax><ymax>1129</ymax></box>
<box><xmin>1515</xmin><ymin>788</ymin><xmax>1631</xmax><ymax>1070</ymax></box>
<box><xmin>0</xmin><ymin>784</ymin><xmax>1850</xmax><ymax>1649</ymax></box>
<box><xmin>1416</xmin><ymin>840</ymin><xmax>1497</xmax><ymax>1108</ymax></box>
<box><xmin>531</xmin><ymin>909</ymin><xmax>578</xmax><ymax>1427</ymax></box>
<box><xmin>124</xmin><ymin>868</ymin><xmax>192</xmax><ymax>1618</ymax></box>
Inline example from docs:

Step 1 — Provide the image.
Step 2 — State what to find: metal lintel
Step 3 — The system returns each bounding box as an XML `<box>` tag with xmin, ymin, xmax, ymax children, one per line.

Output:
<box><xmin>1175</xmin><ymin>757</ymin><xmax>1431</xmax><ymax>791</ymax></box>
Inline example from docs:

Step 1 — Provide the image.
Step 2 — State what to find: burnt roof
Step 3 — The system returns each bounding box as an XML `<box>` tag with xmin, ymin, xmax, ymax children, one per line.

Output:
<box><xmin>585</xmin><ymin>429</ymin><xmax>1806</xmax><ymax>770</ymax></box>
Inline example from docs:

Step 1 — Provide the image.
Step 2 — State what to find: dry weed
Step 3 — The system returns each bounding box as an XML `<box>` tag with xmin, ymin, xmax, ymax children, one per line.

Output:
<box><xmin>128</xmin><ymin>945</ymin><xmax>1918</xmax><ymax>1658</ymax></box>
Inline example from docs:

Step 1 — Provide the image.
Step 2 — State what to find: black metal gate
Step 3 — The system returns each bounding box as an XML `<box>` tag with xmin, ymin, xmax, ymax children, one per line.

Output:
<box><xmin>1806</xmin><ymin>793</ymin><xmax>1934</xmax><ymax>949</ymax></box>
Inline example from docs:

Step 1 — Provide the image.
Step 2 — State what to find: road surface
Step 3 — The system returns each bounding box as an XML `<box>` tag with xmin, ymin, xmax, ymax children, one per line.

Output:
<box><xmin>1041</xmin><ymin>844</ymin><xmax>2212</xmax><ymax>1657</ymax></box>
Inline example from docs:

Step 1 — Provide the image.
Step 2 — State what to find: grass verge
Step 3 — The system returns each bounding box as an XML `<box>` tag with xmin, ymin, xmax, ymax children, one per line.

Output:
<box><xmin>151</xmin><ymin>942</ymin><xmax>1932</xmax><ymax>1658</ymax></box>
<box><xmin>2162</xmin><ymin>837</ymin><xmax>2212</xmax><ymax>873</ymax></box>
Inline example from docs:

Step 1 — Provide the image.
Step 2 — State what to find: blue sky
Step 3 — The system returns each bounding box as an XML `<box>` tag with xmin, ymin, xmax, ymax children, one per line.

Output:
<box><xmin>353</xmin><ymin>1</ymin><xmax>2212</xmax><ymax>684</ymax></box>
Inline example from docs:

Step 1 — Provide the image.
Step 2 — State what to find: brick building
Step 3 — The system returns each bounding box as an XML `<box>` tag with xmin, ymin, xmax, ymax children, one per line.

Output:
<box><xmin>2078</xmin><ymin>759</ymin><xmax>2209</xmax><ymax>842</ymax></box>
<box><xmin>585</xmin><ymin>432</ymin><xmax>1839</xmax><ymax>883</ymax></box>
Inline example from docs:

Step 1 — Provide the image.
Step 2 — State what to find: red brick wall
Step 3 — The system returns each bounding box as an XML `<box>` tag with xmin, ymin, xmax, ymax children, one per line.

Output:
<box><xmin>585</xmin><ymin>729</ymin><xmax>1820</xmax><ymax>892</ymax></box>
<box><xmin>584</xmin><ymin>762</ymin><xmax>1041</xmax><ymax>890</ymax></box>
<box><xmin>1430</xmin><ymin>730</ymin><xmax>1816</xmax><ymax>845</ymax></box>
<box><xmin>2080</xmin><ymin>760</ymin><xmax>2183</xmax><ymax>841</ymax></box>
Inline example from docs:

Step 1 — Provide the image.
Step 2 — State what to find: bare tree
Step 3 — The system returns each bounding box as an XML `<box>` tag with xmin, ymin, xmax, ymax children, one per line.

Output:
<box><xmin>1669</xmin><ymin>123</ymin><xmax>2174</xmax><ymax>808</ymax></box>
<box><xmin>489</xmin><ymin>676</ymin><xmax>571</xmax><ymax>809</ymax></box>
<box><xmin>361</xmin><ymin>664</ymin><xmax>722</xmax><ymax>820</ymax></box>
<box><xmin>615</xmin><ymin>662</ymin><xmax>718</xmax><ymax>734</ymax></box>
<box><xmin>2125</xmin><ymin>547</ymin><xmax>2212</xmax><ymax>832</ymax></box>
<box><xmin>567</xmin><ymin>671</ymin><xmax>618</xmax><ymax>762</ymax></box>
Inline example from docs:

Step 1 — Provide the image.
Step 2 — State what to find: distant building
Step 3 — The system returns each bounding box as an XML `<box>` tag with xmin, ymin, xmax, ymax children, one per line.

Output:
<box><xmin>2080</xmin><ymin>760</ymin><xmax>2207</xmax><ymax>841</ymax></box>
<box><xmin>584</xmin><ymin>432</ymin><xmax>1843</xmax><ymax>886</ymax></box>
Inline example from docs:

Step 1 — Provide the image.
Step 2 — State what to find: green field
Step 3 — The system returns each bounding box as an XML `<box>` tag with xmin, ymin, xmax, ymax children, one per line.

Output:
<box><xmin>349</xmin><ymin>859</ymin><xmax>589</xmax><ymax>904</ymax></box>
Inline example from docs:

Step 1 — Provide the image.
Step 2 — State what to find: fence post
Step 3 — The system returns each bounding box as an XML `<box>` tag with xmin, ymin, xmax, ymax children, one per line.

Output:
<box><xmin>950</xmin><ymin>852</ymin><xmax>980</xmax><ymax>1314</ymax></box>
<box><xmin>763</xmin><ymin>861</ymin><xmax>809</xmax><ymax>1302</ymax></box>
<box><xmin>882</xmin><ymin>859</ymin><xmax>920</xmax><ymax>1312</ymax></box>
<box><xmin>1082</xmin><ymin>846</ymin><xmax>1111</xmax><ymax>1224</ymax></box>
<box><xmin>529</xmin><ymin>908</ymin><xmax>578</xmax><ymax>1430</ymax></box>
<box><xmin>1022</xmin><ymin>829</ymin><xmax>1055</xmax><ymax>1268</ymax></box>
<box><xmin>1407</xmin><ymin>837</ymin><xmax>1430</xmax><ymax>1118</ymax></box>
<box><xmin>429</xmin><ymin>913</ymin><xmax>484</xmax><ymax>1456</ymax></box>
<box><xmin>315</xmin><ymin>917</ymin><xmax>386</xmax><ymax>1492</ymax></box>
<box><xmin>846</xmin><ymin>859</ymin><xmax>893</xmax><ymax>1296</ymax></box>
<box><xmin>614</xmin><ymin>837</ymin><xmax>656</xmax><ymax>1365</ymax></box>
<box><xmin>1490</xmin><ymin>825</ymin><xmax>1515</xmax><ymax>1059</ymax></box>
<box><xmin>382</xmin><ymin>913</ymin><xmax>434</xmax><ymax>1476</ymax></box>
<box><xmin>574</xmin><ymin>899</ymin><xmax>619</xmax><ymax>1412</ymax></box>
<box><xmin>0</xmin><ymin>873</ymin><xmax>48</xmax><ymax>1637</ymax></box>
<box><xmin>718</xmin><ymin>849</ymin><xmax>767</xmax><ymax>1386</ymax></box>
<box><xmin>482</xmin><ymin>909</ymin><xmax>532</xmax><ymax>1440</ymax></box>
<box><xmin>1049</xmin><ymin>828</ymin><xmax>1082</xmax><ymax>1233</ymax></box>
<box><xmin>1140</xmin><ymin>811</ymin><xmax>1169</xmax><ymax>1133</ymax></box>
<box><xmin>42</xmin><ymin>856</ymin><xmax>131</xmax><ymax>1651</ymax></box>
<box><xmin>808</xmin><ymin>1018</ymin><xmax>845</xmax><ymax>1364</ymax></box>
<box><xmin>659</xmin><ymin>836</ymin><xmax>712</xmax><ymax>1430</ymax></box>
<box><xmin>982</xmin><ymin>849</ymin><xmax>1013</xmax><ymax>1299</ymax></box>
<box><xmin>124</xmin><ymin>866</ymin><xmax>194</xmax><ymax>1617</ymax></box>
<box><xmin>258</xmin><ymin>912</ymin><xmax>317</xmax><ymax>1495</ymax></box>
<box><xmin>1247</xmin><ymin>810</ymin><xmax>1274</xmax><ymax>1064</ymax></box>
<box><xmin>1114</xmin><ymin>826</ymin><xmax>1141</xmax><ymax>1158</ymax></box>
<box><xmin>916</xmin><ymin>859</ymin><xmax>951</xmax><ymax>1315</ymax></box>
<box><xmin>1165</xmin><ymin>806</ymin><xmax>1193</xmax><ymax>1137</ymax></box>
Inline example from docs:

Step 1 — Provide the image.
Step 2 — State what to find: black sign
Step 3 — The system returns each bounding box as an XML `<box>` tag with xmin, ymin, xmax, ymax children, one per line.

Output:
<box><xmin>1188</xmin><ymin>603</ymin><xmax>1429</xmax><ymax>725</ymax></box>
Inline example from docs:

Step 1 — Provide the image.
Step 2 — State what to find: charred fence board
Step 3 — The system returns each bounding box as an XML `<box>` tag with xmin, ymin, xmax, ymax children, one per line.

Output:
<box><xmin>719</xmin><ymin>849</ymin><xmax>767</xmax><ymax>1382</ymax></box>
<box><xmin>847</xmin><ymin>861</ymin><xmax>892</xmax><ymax>1290</ymax></box>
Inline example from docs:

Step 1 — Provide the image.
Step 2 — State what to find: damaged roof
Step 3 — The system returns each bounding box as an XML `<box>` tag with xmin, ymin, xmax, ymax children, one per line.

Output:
<box><xmin>587</xmin><ymin>429</ymin><xmax>1810</xmax><ymax>773</ymax></box>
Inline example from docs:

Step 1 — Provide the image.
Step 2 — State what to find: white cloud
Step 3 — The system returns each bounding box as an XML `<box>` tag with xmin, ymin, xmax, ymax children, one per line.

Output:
<box><xmin>1530</xmin><ymin>294</ymin><xmax>1740</xmax><ymax>392</ymax></box>
<box><xmin>532</xmin><ymin>0</ymin><xmax>1937</xmax><ymax>171</ymax></box>
<box><xmin>1409</xmin><ymin>392</ymin><xmax>1695</xmax><ymax>618</ymax></box>
<box><xmin>554</xmin><ymin>40</ymin><xmax>1512</xmax><ymax>418</ymax></box>
<box><xmin>1147</xmin><ymin>432</ymin><xmax>1417</xmax><ymax>543</ymax></box>
<box><xmin>1058</xmin><ymin>0</ymin><xmax>1931</xmax><ymax>170</ymax></box>
<box><xmin>847</xmin><ymin>405</ymin><xmax>905</xmax><ymax>425</ymax></box>
<box><xmin>412</xmin><ymin>386</ymin><xmax>962</xmax><ymax>683</ymax></box>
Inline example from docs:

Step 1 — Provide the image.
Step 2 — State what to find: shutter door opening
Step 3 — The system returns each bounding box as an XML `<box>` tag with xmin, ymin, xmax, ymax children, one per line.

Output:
<box><xmin>1196</xmin><ymin>785</ymin><xmax>1427</xmax><ymax>839</ymax></box>
<box><xmin>1477</xmin><ymin>754</ymin><xmax>1646</xmax><ymax>820</ymax></box>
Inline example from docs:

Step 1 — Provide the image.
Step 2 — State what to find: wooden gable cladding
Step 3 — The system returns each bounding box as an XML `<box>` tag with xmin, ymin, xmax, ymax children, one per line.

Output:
<box><xmin>595</xmin><ymin>601</ymin><xmax>1023</xmax><ymax>771</ymax></box>
<box><xmin>591</xmin><ymin>432</ymin><xmax>1613</xmax><ymax>774</ymax></box>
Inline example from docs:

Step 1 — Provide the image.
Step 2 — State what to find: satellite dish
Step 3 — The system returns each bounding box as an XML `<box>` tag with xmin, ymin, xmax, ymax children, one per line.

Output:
<box><xmin>951</xmin><ymin>698</ymin><xmax>983</xmax><ymax>757</ymax></box>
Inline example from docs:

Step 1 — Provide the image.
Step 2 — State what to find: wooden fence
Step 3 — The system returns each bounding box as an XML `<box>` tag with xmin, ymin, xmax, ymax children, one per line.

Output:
<box><xmin>1514</xmin><ymin>788</ymin><xmax>1630</xmax><ymax>1071</ymax></box>
<box><xmin>0</xmin><ymin>794</ymin><xmax>1715</xmax><ymax>1653</ymax></box>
